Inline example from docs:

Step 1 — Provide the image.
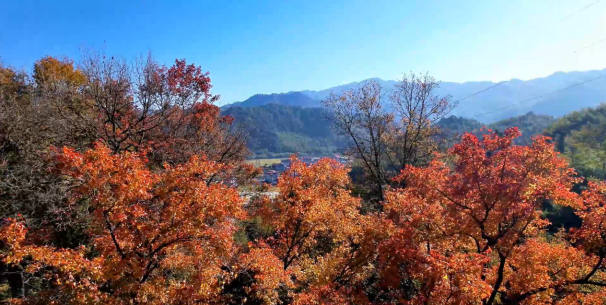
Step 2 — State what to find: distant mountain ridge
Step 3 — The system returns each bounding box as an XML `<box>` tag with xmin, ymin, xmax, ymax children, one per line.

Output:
<box><xmin>222</xmin><ymin>69</ymin><xmax>606</xmax><ymax>123</ymax></box>
<box><xmin>222</xmin><ymin>92</ymin><xmax>320</xmax><ymax>109</ymax></box>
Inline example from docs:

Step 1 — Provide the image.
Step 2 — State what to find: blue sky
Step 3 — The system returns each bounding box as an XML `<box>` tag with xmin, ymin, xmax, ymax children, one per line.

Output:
<box><xmin>1</xmin><ymin>0</ymin><xmax>605</xmax><ymax>105</ymax></box>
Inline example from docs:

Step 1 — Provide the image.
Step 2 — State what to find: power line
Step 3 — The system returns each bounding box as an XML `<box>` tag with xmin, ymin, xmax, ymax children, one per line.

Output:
<box><xmin>449</xmin><ymin>2</ymin><xmax>603</xmax><ymax>107</ymax></box>
<box><xmin>472</xmin><ymin>75</ymin><xmax>605</xmax><ymax>119</ymax></box>
<box><xmin>453</xmin><ymin>82</ymin><xmax>507</xmax><ymax>104</ymax></box>
<box><xmin>444</xmin><ymin>2</ymin><xmax>605</xmax><ymax>122</ymax></box>
<box><xmin>452</xmin><ymin>35</ymin><xmax>605</xmax><ymax>110</ymax></box>
<box><xmin>568</xmin><ymin>37</ymin><xmax>606</xmax><ymax>56</ymax></box>
<box><xmin>453</xmin><ymin>36</ymin><xmax>605</xmax><ymax>105</ymax></box>
<box><xmin>559</xmin><ymin>0</ymin><xmax>601</xmax><ymax>22</ymax></box>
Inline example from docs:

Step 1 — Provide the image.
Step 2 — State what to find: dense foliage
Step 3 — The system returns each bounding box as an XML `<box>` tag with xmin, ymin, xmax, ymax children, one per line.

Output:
<box><xmin>545</xmin><ymin>104</ymin><xmax>606</xmax><ymax>179</ymax></box>
<box><xmin>3</xmin><ymin>53</ymin><xmax>606</xmax><ymax>304</ymax></box>
<box><xmin>4</xmin><ymin>124</ymin><xmax>606</xmax><ymax>304</ymax></box>
<box><xmin>0</xmin><ymin>53</ymin><xmax>252</xmax><ymax>290</ymax></box>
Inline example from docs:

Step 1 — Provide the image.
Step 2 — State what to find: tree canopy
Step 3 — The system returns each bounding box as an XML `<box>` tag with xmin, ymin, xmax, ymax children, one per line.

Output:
<box><xmin>3</xmin><ymin>53</ymin><xmax>606</xmax><ymax>305</ymax></box>
<box><xmin>545</xmin><ymin>104</ymin><xmax>606</xmax><ymax>179</ymax></box>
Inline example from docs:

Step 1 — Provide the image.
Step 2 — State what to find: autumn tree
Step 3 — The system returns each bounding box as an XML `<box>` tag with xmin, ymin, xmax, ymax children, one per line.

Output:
<box><xmin>33</xmin><ymin>56</ymin><xmax>87</xmax><ymax>89</ymax></box>
<box><xmin>32</xmin><ymin>56</ymin><xmax>95</xmax><ymax>150</ymax></box>
<box><xmin>323</xmin><ymin>81</ymin><xmax>393</xmax><ymax>203</ymax></box>
<box><xmin>323</xmin><ymin>73</ymin><xmax>454</xmax><ymax>203</ymax></box>
<box><xmin>1</xmin><ymin>143</ymin><xmax>248</xmax><ymax>303</ymax></box>
<box><xmin>78</xmin><ymin>52</ymin><xmax>250</xmax><ymax>168</ymax></box>
<box><xmin>2</xmin><ymin>52</ymin><xmax>249</xmax><ymax>169</ymax></box>
<box><xmin>7</xmin><ymin>53</ymin><xmax>606</xmax><ymax>305</ymax></box>
<box><xmin>1</xmin><ymin>52</ymin><xmax>255</xmax><ymax>303</ymax></box>
<box><xmin>1</xmin><ymin>62</ymin><xmax>31</xmax><ymax>153</ymax></box>
<box><xmin>1</xmin><ymin>52</ymin><xmax>251</xmax><ymax>240</ymax></box>
<box><xmin>149</xmin><ymin>101</ymin><xmax>249</xmax><ymax>169</ymax></box>
<box><xmin>2</xmin><ymin>56</ymin><xmax>92</xmax><ymax>155</ymax></box>
<box><xmin>4</xmin><ymin>126</ymin><xmax>606</xmax><ymax>304</ymax></box>
<box><xmin>251</xmin><ymin>157</ymin><xmax>386</xmax><ymax>304</ymax></box>
<box><xmin>79</xmin><ymin>52</ymin><xmax>201</xmax><ymax>154</ymax></box>
<box><xmin>380</xmin><ymin>127</ymin><xmax>606</xmax><ymax>304</ymax></box>
<box><xmin>386</xmin><ymin>73</ymin><xmax>455</xmax><ymax>170</ymax></box>
<box><xmin>0</xmin><ymin>62</ymin><xmax>29</xmax><ymax>103</ymax></box>
<box><xmin>1</xmin><ymin>57</ymin><xmax>93</xmax><ymax>249</ymax></box>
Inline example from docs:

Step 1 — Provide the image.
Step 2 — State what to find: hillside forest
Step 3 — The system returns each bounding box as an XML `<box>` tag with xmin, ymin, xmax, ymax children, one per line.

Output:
<box><xmin>226</xmin><ymin>103</ymin><xmax>560</xmax><ymax>159</ymax></box>
<box><xmin>222</xmin><ymin>105</ymin><xmax>343</xmax><ymax>158</ymax></box>
<box><xmin>2</xmin><ymin>53</ymin><xmax>606</xmax><ymax>305</ymax></box>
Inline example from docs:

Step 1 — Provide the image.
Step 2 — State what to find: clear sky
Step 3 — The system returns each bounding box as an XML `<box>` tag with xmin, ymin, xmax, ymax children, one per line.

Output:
<box><xmin>1</xmin><ymin>0</ymin><xmax>605</xmax><ymax>105</ymax></box>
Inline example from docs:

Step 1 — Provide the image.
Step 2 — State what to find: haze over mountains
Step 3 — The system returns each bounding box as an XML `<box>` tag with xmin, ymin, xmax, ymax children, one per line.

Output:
<box><xmin>224</xmin><ymin>68</ymin><xmax>606</xmax><ymax>123</ymax></box>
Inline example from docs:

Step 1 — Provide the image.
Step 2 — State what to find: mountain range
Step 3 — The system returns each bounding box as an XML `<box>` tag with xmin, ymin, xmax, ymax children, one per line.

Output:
<box><xmin>223</xmin><ymin>69</ymin><xmax>606</xmax><ymax>123</ymax></box>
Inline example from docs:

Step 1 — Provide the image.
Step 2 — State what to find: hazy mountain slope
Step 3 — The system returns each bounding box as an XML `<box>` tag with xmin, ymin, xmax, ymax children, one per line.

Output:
<box><xmin>305</xmin><ymin>70</ymin><xmax>606</xmax><ymax>123</ymax></box>
<box><xmin>299</xmin><ymin>77</ymin><xmax>392</xmax><ymax>101</ymax></box>
<box><xmin>450</xmin><ymin>70</ymin><xmax>606</xmax><ymax>122</ymax></box>
<box><xmin>222</xmin><ymin>92</ymin><xmax>320</xmax><ymax>109</ymax></box>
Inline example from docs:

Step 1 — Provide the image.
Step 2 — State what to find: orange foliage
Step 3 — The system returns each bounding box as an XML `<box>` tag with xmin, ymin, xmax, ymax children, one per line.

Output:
<box><xmin>232</xmin><ymin>243</ymin><xmax>293</xmax><ymax>304</ymax></box>
<box><xmin>0</xmin><ymin>63</ymin><xmax>28</xmax><ymax>101</ymax></box>
<box><xmin>33</xmin><ymin>56</ymin><xmax>86</xmax><ymax>88</ymax></box>
<box><xmin>2</xmin><ymin>143</ymin><xmax>245</xmax><ymax>304</ymax></box>
<box><xmin>381</xmin><ymin>127</ymin><xmax>604</xmax><ymax>304</ymax></box>
<box><xmin>3</xmin><ymin>127</ymin><xmax>606</xmax><ymax>304</ymax></box>
<box><xmin>253</xmin><ymin>157</ymin><xmax>385</xmax><ymax>303</ymax></box>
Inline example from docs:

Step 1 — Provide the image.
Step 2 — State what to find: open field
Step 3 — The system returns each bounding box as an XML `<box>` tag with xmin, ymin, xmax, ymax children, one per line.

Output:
<box><xmin>245</xmin><ymin>158</ymin><xmax>283</xmax><ymax>167</ymax></box>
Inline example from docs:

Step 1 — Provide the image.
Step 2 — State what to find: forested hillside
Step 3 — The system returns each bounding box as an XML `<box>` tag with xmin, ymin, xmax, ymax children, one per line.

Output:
<box><xmin>222</xmin><ymin>104</ymin><xmax>343</xmax><ymax>157</ymax></box>
<box><xmin>545</xmin><ymin>104</ymin><xmax>606</xmax><ymax>179</ymax></box>
<box><xmin>438</xmin><ymin>112</ymin><xmax>556</xmax><ymax>145</ymax></box>
<box><xmin>436</xmin><ymin>115</ymin><xmax>484</xmax><ymax>138</ymax></box>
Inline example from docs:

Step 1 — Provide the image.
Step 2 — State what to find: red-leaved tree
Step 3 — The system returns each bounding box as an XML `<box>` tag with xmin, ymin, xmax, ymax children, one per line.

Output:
<box><xmin>380</xmin><ymin>127</ymin><xmax>606</xmax><ymax>304</ymax></box>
